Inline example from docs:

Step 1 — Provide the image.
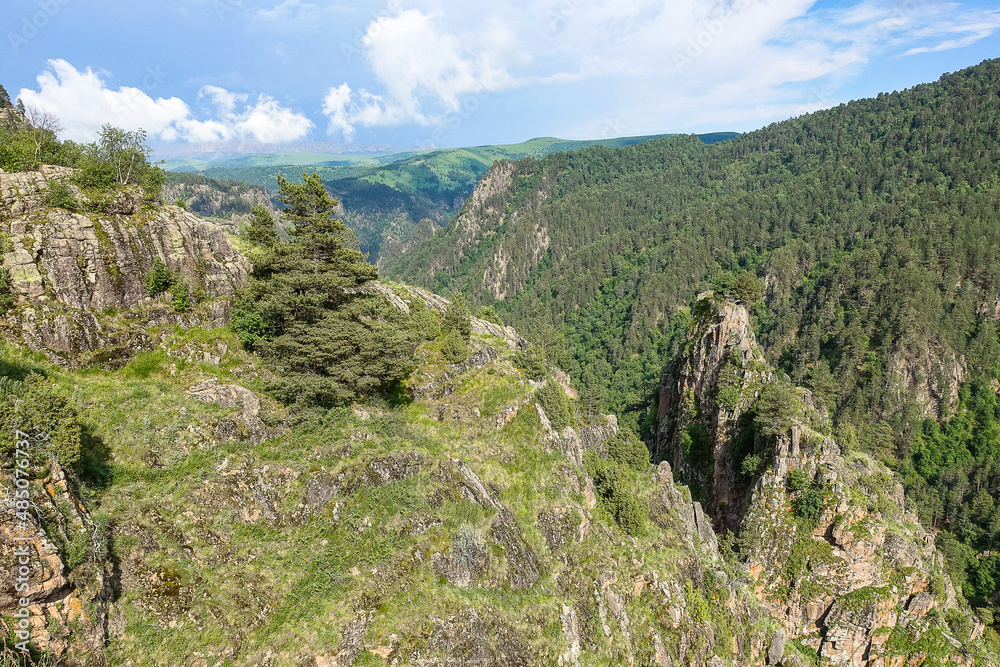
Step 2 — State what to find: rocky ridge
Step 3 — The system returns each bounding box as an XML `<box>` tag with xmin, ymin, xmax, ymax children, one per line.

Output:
<box><xmin>0</xmin><ymin>166</ymin><xmax>249</xmax><ymax>366</ymax></box>
<box><xmin>655</xmin><ymin>293</ymin><xmax>989</xmax><ymax>666</ymax></box>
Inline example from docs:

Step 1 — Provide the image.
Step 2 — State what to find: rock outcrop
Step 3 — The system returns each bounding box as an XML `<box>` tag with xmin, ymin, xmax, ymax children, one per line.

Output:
<box><xmin>655</xmin><ymin>294</ymin><xmax>984</xmax><ymax>666</ymax></box>
<box><xmin>0</xmin><ymin>167</ymin><xmax>249</xmax><ymax>365</ymax></box>
<box><xmin>654</xmin><ymin>293</ymin><xmax>769</xmax><ymax>531</ymax></box>
<box><xmin>0</xmin><ymin>461</ymin><xmax>112</xmax><ymax>663</ymax></box>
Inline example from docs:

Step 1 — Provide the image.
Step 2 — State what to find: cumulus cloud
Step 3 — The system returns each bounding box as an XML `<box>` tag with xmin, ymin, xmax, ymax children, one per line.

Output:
<box><xmin>322</xmin><ymin>7</ymin><xmax>517</xmax><ymax>139</ymax></box>
<box><xmin>320</xmin><ymin>0</ymin><xmax>1000</xmax><ymax>141</ymax></box>
<box><xmin>18</xmin><ymin>59</ymin><xmax>313</xmax><ymax>144</ymax></box>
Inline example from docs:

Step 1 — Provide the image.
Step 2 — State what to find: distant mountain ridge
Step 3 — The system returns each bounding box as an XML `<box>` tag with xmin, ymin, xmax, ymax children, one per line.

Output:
<box><xmin>165</xmin><ymin>132</ymin><xmax>738</xmax><ymax>261</ymax></box>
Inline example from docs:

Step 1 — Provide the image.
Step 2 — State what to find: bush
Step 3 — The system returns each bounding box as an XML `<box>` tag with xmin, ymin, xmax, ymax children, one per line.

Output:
<box><xmin>145</xmin><ymin>258</ymin><xmax>173</xmax><ymax>296</ymax></box>
<box><xmin>535</xmin><ymin>380</ymin><xmax>572</xmax><ymax>432</ymax></box>
<box><xmin>793</xmin><ymin>483</ymin><xmax>827</xmax><ymax>522</ymax></box>
<box><xmin>786</xmin><ymin>467</ymin><xmax>811</xmax><ymax>491</ymax></box>
<box><xmin>586</xmin><ymin>452</ymin><xmax>647</xmax><ymax>536</ymax></box>
<box><xmin>45</xmin><ymin>180</ymin><xmax>77</xmax><ymax>211</ymax></box>
<box><xmin>0</xmin><ymin>375</ymin><xmax>85</xmax><ymax>468</ymax></box>
<box><xmin>169</xmin><ymin>282</ymin><xmax>191</xmax><ymax>312</ymax></box>
<box><xmin>0</xmin><ymin>268</ymin><xmax>15</xmax><ymax>313</ymax></box>
<box><xmin>741</xmin><ymin>453</ymin><xmax>763</xmax><ymax>477</ymax></box>
<box><xmin>946</xmin><ymin>608</ymin><xmax>973</xmax><ymax>641</ymax></box>
<box><xmin>441</xmin><ymin>329</ymin><xmax>469</xmax><ymax>363</ymax></box>
<box><xmin>230</xmin><ymin>297</ymin><xmax>267</xmax><ymax>348</ymax></box>
<box><xmin>608</xmin><ymin>429</ymin><xmax>649</xmax><ymax>472</ymax></box>
<box><xmin>443</xmin><ymin>292</ymin><xmax>471</xmax><ymax>340</ymax></box>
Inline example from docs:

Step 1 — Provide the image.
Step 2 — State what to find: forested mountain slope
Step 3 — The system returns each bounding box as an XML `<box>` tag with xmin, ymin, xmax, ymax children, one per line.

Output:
<box><xmin>177</xmin><ymin>133</ymin><xmax>736</xmax><ymax>262</ymax></box>
<box><xmin>382</xmin><ymin>58</ymin><xmax>1000</xmax><ymax>626</ymax></box>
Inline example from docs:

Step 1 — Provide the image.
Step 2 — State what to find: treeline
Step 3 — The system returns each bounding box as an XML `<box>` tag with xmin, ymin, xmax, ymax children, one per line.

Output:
<box><xmin>383</xmin><ymin>59</ymin><xmax>1000</xmax><ymax>620</ymax></box>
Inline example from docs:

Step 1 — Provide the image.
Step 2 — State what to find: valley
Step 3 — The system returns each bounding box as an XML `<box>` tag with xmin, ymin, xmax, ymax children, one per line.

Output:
<box><xmin>1</xmin><ymin>57</ymin><xmax>999</xmax><ymax>667</ymax></box>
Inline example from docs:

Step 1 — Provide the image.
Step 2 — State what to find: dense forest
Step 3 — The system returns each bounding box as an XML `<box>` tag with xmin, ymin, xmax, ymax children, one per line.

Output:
<box><xmin>383</xmin><ymin>59</ymin><xmax>1000</xmax><ymax>617</ymax></box>
<box><xmin>181</xmin><ymin>133</ymin><xmax>736</xmax><ymax>261</ymax></box>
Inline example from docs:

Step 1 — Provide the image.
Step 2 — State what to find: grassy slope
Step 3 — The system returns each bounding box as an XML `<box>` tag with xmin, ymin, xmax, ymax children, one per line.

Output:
<box><xmin>3</xmin><ymin>311</ymin><xmax>773</xmax><ymax>665</ymax></box>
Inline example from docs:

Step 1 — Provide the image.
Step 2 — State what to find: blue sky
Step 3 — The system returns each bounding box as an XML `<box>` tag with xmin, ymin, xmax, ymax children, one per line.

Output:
<box><xmin>3</xmin><ymin>0</ymin><xmax>999</xmax><ymax>151</ymax></box>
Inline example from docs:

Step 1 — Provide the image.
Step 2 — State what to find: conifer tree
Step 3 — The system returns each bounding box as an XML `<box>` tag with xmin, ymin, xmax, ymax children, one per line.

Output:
<box><xmin>232</xmin><ymin>172</ymin><xmax>416</xmax><ymax>406</ymax></box>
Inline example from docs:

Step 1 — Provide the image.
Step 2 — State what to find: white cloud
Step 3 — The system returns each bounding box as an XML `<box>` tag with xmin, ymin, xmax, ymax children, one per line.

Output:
<box><xmin>320</xmin><ymin>0</ymin><xmax>1000</xmax><ymax>141</ymax></box>
<box><xmin>322</xmin><ymin>7</ymin><xmax>517</xmax><ymax>139</ymax></box>
<box><xmin>257</xmin><ymin>0</ymin><xmax>319</xmax><ymax>22</ymax></box>
<box><xmin>17</xmin><ymin>60</ymin><xmax>314</xmax><ymax>144</ymax></box>
<box><xmin>198</xmin><ymin>85</ymin><xmax>247</xmax><ymax>115</ymax></box>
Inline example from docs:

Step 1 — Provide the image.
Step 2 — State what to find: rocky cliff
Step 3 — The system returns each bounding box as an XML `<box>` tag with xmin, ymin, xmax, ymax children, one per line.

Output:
<box><xmin>2</xmin><ymin>270</ymin><xmax>787</xmax><ymax>665</ymax></box>
<box><xmin>0</xmin><ymin>166</ymin><xmax>249</xmax><ymax>366</ymax></box>
<box><xmin>379</xmin><ymin>158</ymin><xmax>554</xmax><ymax>300</ymax></box>
<box><xmin>655</xmin><ymin>293</ymin><xmax>989</xmax><ymax>666</ymax></box>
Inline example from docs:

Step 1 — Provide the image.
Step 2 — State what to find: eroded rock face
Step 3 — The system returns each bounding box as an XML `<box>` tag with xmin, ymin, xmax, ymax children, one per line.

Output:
<box><xmin>0</xmin><ymin>167</ymin><xmax>249</xmax><ymax>363</ymax></box>
<box><xmin>654</xmin><ymin>294</ymin><xmax>982</xmax><ymax>667</ymax></box>
<box><xmin>0</xmin><ymin>462</ymin><xmax>112</xmax><ymax>664</ymax></box>
<box><xmin>654</xmin><ymin>295</ymin><xmax>769</xmax><ymax>531</ymax></box>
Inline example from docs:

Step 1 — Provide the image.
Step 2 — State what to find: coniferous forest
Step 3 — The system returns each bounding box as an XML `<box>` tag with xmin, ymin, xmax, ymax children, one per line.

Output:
<box><xmin>384</xmin><ymin>59</ymin><xmax>1000</xmax><ymax>612</ymax></box>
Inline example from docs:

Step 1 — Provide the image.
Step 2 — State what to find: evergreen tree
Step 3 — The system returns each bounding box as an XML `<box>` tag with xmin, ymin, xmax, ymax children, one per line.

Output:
<box><xmin>232</xmin><ymin>172</ymin><xmax>416</xmax><ymax>406</ymax></box>
<box><xmin>443</xmin><ymin>292</ymin><xmax>472</xmax><ymax>340</ymax></box>
<box><xmin>244</xmin><ymin>204</ymin><xmax>280</xmax><ymax>248</ymax></box>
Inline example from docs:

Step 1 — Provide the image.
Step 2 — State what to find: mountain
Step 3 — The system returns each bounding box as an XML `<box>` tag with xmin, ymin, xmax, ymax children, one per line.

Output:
<box><xmin>162</xmin><ymin>171</ymin><xmax>278</xmax><ymax>234</ymax></box>
<box><xmin>0</xmin><ymin>167</ymin><xmax>993</xmax><ymax>665</ymax></box>
<box><xmin>152</xmin><ymin>140</ymin><xmax>405</xmax><ymax>166</ymax></box>
<box><xmin>166</xmin><ymin>133</ymin><xmax>738</xmax><ymax>262</ymax></box>
<box><xmin>380</xmin><ymin>58</ymin><xmax>1000</xmax><ymax>630</ymax></box>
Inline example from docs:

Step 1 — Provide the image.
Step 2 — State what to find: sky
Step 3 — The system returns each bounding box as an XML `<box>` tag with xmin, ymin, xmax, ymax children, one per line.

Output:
<box><xmin>2</xmin><ymin>0</ymin><xmax>999</xmax><ymax>153</ymax></box>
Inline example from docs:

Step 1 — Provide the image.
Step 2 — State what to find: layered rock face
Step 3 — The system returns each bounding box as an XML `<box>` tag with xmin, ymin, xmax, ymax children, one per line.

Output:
<box><xmin>655</xmin><ymin>294</ymin><xmax>984</xmax><ymax>666</ymax></box>
<box><xmin>0</xmin><ymin>167</ymin><xmax>249</xmax><ymax>364</ymax></box>
<box><xmin>653</xmin><ymin>292</ymin><xmax>769</xmax><ymax>531</ymax></box>
<box><xmin>0</xmin><ymin>461</ymin><xmax>112</xmax><ymax>663</ymax></box>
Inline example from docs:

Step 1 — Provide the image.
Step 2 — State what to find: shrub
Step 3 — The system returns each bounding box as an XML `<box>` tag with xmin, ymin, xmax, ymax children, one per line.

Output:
<box><xmin>786</xmin><ymin>467</ymin><xmax>811</xmax><ymax>491</ymax></box>
<box><xmin>45</xmin><ymin>180</ymin><xmax>77</xmax><ymax>211</ymax></box>
<box><xmin>441</xmin><ymin>329</ymin><xmax>469</xmax><ymax>363</ymax></box>
<box><xmin>793</xmin><ymin>483</ymin><xmax>827</xmax><ymax>522</ymax></box>
<box><xmin>684</xmin><ymin>581</ymin><xmax>711</xmax><ymax>623</ymax></box>
<box><xmin>946</xmin><ymin>608</ymin><xmax>973</xmax><ymax>641</ymax></box>
<box><xmin>741</xmin><ymin>453</ymin><xmax>763</xmax><ymax>477</ymax></box>
<box><xmin>0</xmin><ymin>375</ymin><xmax>85</xmax><ymax>468</ymax></box>
<box><xmin>169</xmin><ymin>282</ymin><xmax>191</xmax><ymax>312</ymax></box>
<box><xmin>585</xmin><ymin>452</ymin><xmax>647</xmax><ymax>536</ymax></box>
<box><xmin>608</xmin><ymin>429</ymin><xmax>649</xmax><ymax>472</ymax></box>
<box><xmin>443</xmin><ymin>292</ymin><xmax>471</xmax><ymax>340</ymax></box>
<box><xmin>0</xmin><ymin>267</ymin><xmax>15</xmax><ymax>313</ymax></box>
<box><xmin>145</xmin><ymin>258</ymin><xmax>173</xmax><ymax>296</ymax></box>
<box><xmin>230</xmin><ymin>297</ymin><xmax>267</xmax><ymax>348</ymax></box>
<box><xmin>535</xmin><ymin>380</ymin><xmax>572</xmax><ymax>432</ymax></box>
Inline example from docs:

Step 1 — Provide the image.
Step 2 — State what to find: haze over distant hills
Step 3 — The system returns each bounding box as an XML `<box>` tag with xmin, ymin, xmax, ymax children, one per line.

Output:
<box><xmin>151</xmin><ymin>140</ymin><xmax>406</xmax><ymax>165</ymax></box>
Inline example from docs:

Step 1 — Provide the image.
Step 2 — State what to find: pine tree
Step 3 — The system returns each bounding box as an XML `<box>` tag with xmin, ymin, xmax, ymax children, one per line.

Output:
<box><xmin>232</xmin><ymin>172</ymin><xmax>416</xmax><ymax>406</ymax></box>
<box><xmin>243</xmin><ymin>204</ymin><xmax>280</xmax><ymax>248</ymax></box>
